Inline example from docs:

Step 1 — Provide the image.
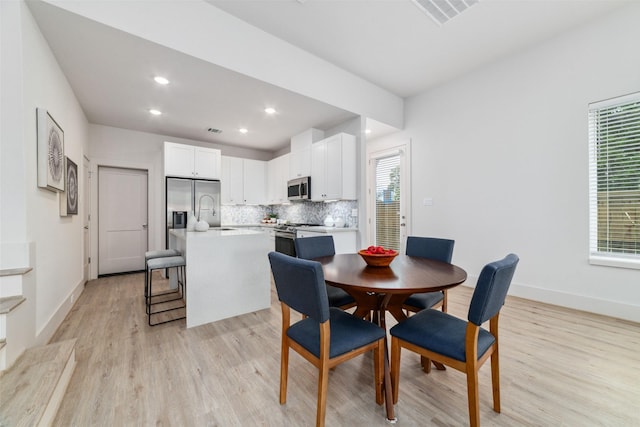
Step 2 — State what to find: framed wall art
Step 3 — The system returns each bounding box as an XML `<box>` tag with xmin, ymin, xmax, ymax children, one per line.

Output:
<box><xmin>66</xmin><ymin>157</ymin><xmax>78</xmax><ymax>215</ymax></box>
<box><xmin>60</xmin><ymin>157</ymin><xmax>78</xmax><ymax>216</ymax></box>
<box><xmin>37</xmin><ymin>108</ymin><xmax>65</xmax><ymax>192</ymax></box>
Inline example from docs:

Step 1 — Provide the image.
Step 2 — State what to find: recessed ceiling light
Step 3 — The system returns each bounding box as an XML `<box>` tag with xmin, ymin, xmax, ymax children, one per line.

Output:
<box><xmin>365</xmin><ymin>129</ymin><xmax>372</xmax><ymax>134</ymax></box>
<box><xmin>264</xmin><ymin>107</ymin><xmax>276</xmax><ymax>114</ymax></box>
<box><xmin>154</xmin><ymin>76</ymin><xmax>169</xmax><ymax>85</ymax></box>
<box><xmin>239</xmin><ymin>128</ymin><xmax>248</xmax><ymax>134</ymax></box>
<box><xmin>149</xmin><ymin>109</ymin><xmax>162</xmax><ymax>115</ymax></box>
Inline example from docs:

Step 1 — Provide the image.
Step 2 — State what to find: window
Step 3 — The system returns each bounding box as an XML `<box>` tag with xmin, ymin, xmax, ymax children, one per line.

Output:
<box><xmin>588</xmin><ymin>92</ymin><xmax>640</xmax><ymax>268</ymax></box>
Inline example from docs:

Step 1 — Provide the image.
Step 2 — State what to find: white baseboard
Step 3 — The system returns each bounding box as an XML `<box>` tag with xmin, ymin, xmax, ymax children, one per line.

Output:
<box><xmin>461</xmin><ymin>279</ymin><xmax>640</xmax><ymax>323</ymax></box>
<box><xmin>36</xmin><ymin>280</ymin><xmax>85</xmax><ymax>346</ymax></box>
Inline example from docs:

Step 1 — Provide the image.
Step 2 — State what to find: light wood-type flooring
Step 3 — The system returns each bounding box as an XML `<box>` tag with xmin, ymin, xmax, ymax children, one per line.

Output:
<box><xmin>49</xmin><ymin>272</ymin><xmax>640</xmax><ymax>426</ymax></box>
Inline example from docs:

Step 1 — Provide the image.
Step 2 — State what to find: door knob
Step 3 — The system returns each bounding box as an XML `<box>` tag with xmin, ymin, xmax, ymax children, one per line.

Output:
<box><xmin>142</xmin><ymin>224</ymin><xmax>148</xmax><ymax>229</ymax></box>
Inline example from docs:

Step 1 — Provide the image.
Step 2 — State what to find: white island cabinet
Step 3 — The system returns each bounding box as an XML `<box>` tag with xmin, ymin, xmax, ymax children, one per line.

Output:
<box><xmin>169</xmin><ymin>228</ymin><xmax>271</xmax><ymax>328</ymax></box>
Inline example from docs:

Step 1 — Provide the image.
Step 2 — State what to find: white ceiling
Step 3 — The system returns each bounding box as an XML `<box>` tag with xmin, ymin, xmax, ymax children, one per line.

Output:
<box><xmin>28</xmin><ymin>0</ymin><xmax>628</xmax><ymax>153</ymax></box>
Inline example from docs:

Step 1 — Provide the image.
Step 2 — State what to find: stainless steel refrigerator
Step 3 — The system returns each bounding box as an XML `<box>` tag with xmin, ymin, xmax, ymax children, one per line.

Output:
<box><xmin>166</xmin><ymin>177</ymin><xmax>221</xmax><ymax>242</ymax></box>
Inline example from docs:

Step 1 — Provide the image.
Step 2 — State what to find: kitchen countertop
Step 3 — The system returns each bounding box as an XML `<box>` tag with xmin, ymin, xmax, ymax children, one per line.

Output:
<box><xmin>170</xmin><ymin>228</ymin><xmax>263</xmax><ymax>238</ymax></box>
<box><xmin>295</xmin><ymin>226</ymin><xmax>357</xmax><ymax>233</ymax></box>
<box><xmin>223</xmin><ymin>223</ymin><xmax>357</xmax><ymax>232</ymax></box>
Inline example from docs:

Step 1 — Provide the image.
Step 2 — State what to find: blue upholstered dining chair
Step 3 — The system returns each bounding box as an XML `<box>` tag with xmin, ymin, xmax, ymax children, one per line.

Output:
<box><xmin>294</xmin><ymin>235</ymin><xmax>356</xmax><ymax>310</ymax></box>
<box><xmin>403</xmin><ymin>236</ymin><xmax>455</xmax><ymax>313</ymax></box>
<box><xmin>268</xmin><ymin>252</ymin><xmax>385</xmax><ymax>427</ymax></box>
<box><xmin>390</xmin><ymin>253</ymin><xmax>519</xmax><ymax>427</ymax></box>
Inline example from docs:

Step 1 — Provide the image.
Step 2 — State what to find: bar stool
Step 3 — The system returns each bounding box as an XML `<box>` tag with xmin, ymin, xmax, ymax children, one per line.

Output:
<box><xmin>144</xmin><ymin>249</ymin><xmax>181</xmax><ymax>305</ymax></box>
<box><xmin>146</xmin><ymin>255</ymin><xmax>186</xmax><ymax>326</ymax></box>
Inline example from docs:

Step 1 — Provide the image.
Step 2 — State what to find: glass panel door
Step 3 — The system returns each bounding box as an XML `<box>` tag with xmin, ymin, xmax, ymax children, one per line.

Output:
<box><xmin>374</xmin><ymin>154</ymin><xmax>401</xmax><ymax>250</ymax></box>
<box><xmin>368</xmin><ymin>142</ymin><xmax>410</xmax><ymax>252</ymax></box>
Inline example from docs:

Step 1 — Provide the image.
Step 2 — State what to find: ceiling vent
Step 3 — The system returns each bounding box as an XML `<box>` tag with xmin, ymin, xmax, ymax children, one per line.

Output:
<box><xmin>207</xmin><ymin>128</ymin><xmax>222</xmax><ymax>134</ymax></box>
<box><xmin>412</xmin><ymin>0</ymin><xmax>479</xmax><ymax>25</ymax></box>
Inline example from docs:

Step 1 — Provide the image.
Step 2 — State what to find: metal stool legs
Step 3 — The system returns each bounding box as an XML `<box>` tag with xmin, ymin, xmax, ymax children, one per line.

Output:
<box><xmin>146</xmin><ymin>255</ymin><xmax>186</xmax><ymax>326</ymax></box>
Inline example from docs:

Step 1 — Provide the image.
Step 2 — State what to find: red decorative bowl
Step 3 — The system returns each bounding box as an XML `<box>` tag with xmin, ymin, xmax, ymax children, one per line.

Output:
<box><xmin>358</xmin><ymin>249</ymin><xmax>398</xmax><ymax>267</ymax></box>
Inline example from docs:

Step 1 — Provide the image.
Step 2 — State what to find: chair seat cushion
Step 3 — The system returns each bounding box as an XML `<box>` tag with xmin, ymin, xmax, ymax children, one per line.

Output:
<box><xmin>326</xmin><ymin>285</ymin><xmax>355</xmax><ymax>308</ymax></box>
<box><xmin>404</xmin><ymin>291</ymin><xmax>444</xmax><ymax>310</ymax></box>
<box><xmin>147</xmin><ymin>256</ymin><xmax>185</xmax><ymax>270</ymax></box>
<box><xmin>145</xmin><ymin>249</ymin><xmax>180</xmax><ymax>261</ymax></box>
<box><xmin>390</xmin><ymin>309</ymin><xmax>495</xmax><ymax>362</ymax></box>
<box><xmin>288</xmin><ymin>308</ymin><xmax>385</xmax><ymax>359</ymax></box>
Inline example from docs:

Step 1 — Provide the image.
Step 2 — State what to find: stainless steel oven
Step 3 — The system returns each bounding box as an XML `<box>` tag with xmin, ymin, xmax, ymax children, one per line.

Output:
<box><xmin>274</xmin><ymin>229</ymin><xmax>297</xmax><ymax>257</ymax></box>
<box><xmin>273</xmin><ymin>223</ymin><xmax>323</xmax><ymax>257</ymax></box>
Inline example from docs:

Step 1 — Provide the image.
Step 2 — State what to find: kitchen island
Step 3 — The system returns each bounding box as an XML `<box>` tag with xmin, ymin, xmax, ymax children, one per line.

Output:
<box><xmin>169</xmin><ymin>228</ymin><xmax>271</xmax><ymax>328</ymax></box>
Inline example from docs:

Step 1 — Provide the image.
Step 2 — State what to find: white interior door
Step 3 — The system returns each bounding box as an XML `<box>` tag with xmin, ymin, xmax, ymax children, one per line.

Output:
<box><xmin>83</xmin><ymin>157</ymin><xmax>91</xmax><ymax>283</ymax></box>
<box><xmin>98</xmin><ymin>166</ymin><xmax>148</xmax><ymax>275</ymax></box>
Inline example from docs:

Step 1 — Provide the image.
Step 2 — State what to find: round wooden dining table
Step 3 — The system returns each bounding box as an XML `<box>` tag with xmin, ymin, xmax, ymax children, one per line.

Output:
<box><xmin>313</xmin><ymin>253</ymin><xmax>467</xmax><ymax>422</ymax></box>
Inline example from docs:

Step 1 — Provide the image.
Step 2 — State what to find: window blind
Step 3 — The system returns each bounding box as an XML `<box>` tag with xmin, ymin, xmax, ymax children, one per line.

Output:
<box><xmin>588</xmin><ymin>92</ymin><xmax>640</xmax><ymax>262</ymax></box>
<box><xmin>375</xmin><ymin>154</ymin><xmax>401</xmax><ymax>250</ymax></box>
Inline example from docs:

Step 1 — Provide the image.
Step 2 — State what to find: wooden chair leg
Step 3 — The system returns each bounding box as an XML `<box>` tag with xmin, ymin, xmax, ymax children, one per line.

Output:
<box><xmin>316</xmin><ymin>322</ymin><xmax>330</xmax><ymax>427</ymax></box>
<box><xmin>316</xmin><ymin>363</ymin><xmax>329</xmax><ymax>427</ymax></box>
<box><xmin>390</xmin><ymin>337</ymin><xmax>401</xmax><ymax>404</ymax></box>
<box><xmin>280</xmin><ymin>341</ymin><xmax>289</xmax><ymax>404</ymax></box>
<box><xmin>491</xmin><ymin>348</ymin><xmax>501</xmax><ymax>413</ymax></box>
<box><xmin>466</xmin><ymin>324</ymin><xmax>481</xmax><ymax>427</ymax></box>
<box><xmin>490</xmin><ymin>316</ymin><xmax>501</xmax><ymax>413</ymax></box>
<box><xmin>421</xmin><ymin>356</ymin><xmax>432</xmax><ymax>373</ymax></box>
<box><xmin>280</xmin><ymin>305</ymin><xmax>291</xmax><ymax>405</ymax></box>
<box><xmin>442</xmin><ymin>290</ymin><xmax>448</xmax><ymax>312</ymax></box>
<box><xmin>466</xmin><ymin>366</ymin><xmax>480</xmax><ymax>427</ymax></box>
<box><xmin>374</xmin><ymin>339</ymin><xmax>384</xmax><ymax>405</ymax></box>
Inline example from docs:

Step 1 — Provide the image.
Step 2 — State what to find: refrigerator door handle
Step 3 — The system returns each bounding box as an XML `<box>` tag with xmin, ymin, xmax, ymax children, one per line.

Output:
<box><xmin>142</xmin><ymin>224</ymin><xmax>148</xmax><ymax>229</ymax></box>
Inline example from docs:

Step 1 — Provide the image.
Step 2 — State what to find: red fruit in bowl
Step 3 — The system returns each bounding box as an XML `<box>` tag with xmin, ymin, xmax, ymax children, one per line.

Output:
<box><xmin>375</xmin><ymin>246</ymin><xmax>385</xmax><ymax>254</ymax></box>
<box><xmin>367</xmin><ymin>245</ymin><xmax>376</xmax><ymax>253</ymax></box>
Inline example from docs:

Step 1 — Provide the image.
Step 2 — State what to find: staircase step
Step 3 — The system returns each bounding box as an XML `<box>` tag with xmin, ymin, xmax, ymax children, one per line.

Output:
<box><xmin>0</xmin><ymin>295</ymin><xmax>26</xmax><ymax>314</ymax></box>
<box><xmin>0</xmin><ymin>339</ymin><xmax>77</xmax><ymax>427</ymax></box>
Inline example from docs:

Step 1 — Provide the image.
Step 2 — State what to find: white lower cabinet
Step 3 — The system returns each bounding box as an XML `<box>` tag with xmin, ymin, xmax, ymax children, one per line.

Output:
<box><xmin>296</xmin><ymin>230</ymin><xmax>356</xmax><ymax>254</ymax></box>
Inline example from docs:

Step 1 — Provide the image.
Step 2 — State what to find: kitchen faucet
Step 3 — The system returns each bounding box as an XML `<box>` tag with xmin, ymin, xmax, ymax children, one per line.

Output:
<box><xmin>197</xmin><ymin>194</ymin><xmax>216</xmax><ymax>221</ymax></box>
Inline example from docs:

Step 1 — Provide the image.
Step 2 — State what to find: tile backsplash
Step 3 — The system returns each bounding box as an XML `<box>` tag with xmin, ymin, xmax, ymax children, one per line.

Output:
<box><xmin>222</xmin><ymin>200</ymin><xmax>359</xmax><ymax>227</ymax></box>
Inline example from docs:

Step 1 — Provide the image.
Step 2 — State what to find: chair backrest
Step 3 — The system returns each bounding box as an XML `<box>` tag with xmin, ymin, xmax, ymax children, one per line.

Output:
<box><xmin>467</xmin><ymin>253</ymin><xmax>519</xmax><ymax>326</ymax></box>
<box><xmin>295</xmin><ymin>235</ymin><xmax>336</xmax><ymax>260</ymax></box>
<box><xmin>268</xmin><ymin>251</ymin><xmax>330</xmax><ymax>323</ymax></box>
<box><xmin>405</xmin><ymin>236</ymin><xmax>455</xmax><ymax>263</ymax></box>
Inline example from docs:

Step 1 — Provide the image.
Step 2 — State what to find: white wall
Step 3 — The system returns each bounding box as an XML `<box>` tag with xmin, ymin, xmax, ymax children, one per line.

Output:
<box><xmin>0</xmin><ymin>1</ymin><xmax>90</xmax><ymax>346</ymax></box>
<box><xmin>396</xmin><ymin>4</ymin><xmax>640</xmax><ymax>322</ymax></box>
<box><xmin>87</xmin><ymin>124</ymin><xmax>274</xmax><ymax>278</ymax></box>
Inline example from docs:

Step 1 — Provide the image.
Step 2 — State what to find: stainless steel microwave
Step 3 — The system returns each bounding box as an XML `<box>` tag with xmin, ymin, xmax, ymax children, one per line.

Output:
<box><xmin>287</xmin><ymin>176</ymin><xmax>311</xmax><ymax>200</ymax></box>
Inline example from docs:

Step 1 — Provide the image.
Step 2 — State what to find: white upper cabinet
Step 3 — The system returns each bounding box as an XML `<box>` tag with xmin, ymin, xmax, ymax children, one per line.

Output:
<box><xmin>310</xmin><ymin>133</ymin><xmax>356</xmax><ymax>201</ymax></box>
<box><xmin>243</xmin><ymin>159</ymin><xmax>267</xmax><ymax>205</ymax></box>
<box><xmin>221</xmin><ymin>156</ymin><xmax>243</xmax><ymax>205</ymax></box>
<box><xmin>267</xmin><ymin>153</ymin><xmax>290</xmax><ymax>204</ymax></box>
<box><xmin>164</xmin><ymin>142</ymin><xmax>221</xmax><ymax>179</ymax></box>
<box><xmin>289</xmin><ymin>148</ymin><xmax>311</xmax><ymax>179</ymax></box>
<box><xmin>289</xmin><ymin>128</ymin><xmax>324</xmax><ymax>179</ymax></box>
<box><xmin>221</xmin><ymin>156</ymin><xmax>266</xmax><ymax>205</ymax></box>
